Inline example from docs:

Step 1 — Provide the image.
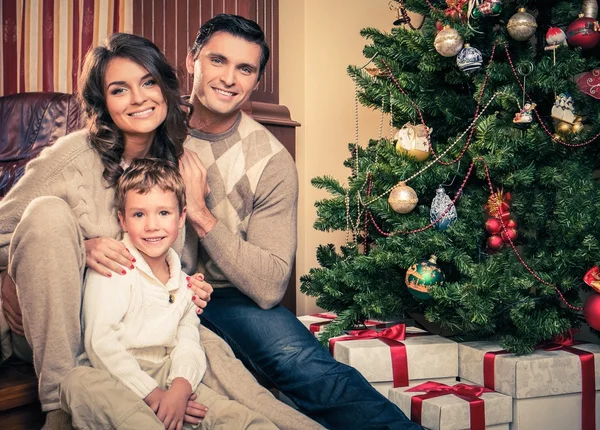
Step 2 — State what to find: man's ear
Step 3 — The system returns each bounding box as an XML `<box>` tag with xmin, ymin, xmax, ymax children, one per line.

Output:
<box><xmin>118</xmin><ymin>211</ymin><xmax>127</xmax><ymax>232</ymax></box>
<box><xmin>178</xmin><ymin>207</ymin><xmax>187</xmax><ymax>229</ymax></box>
<box><xmin>186</xmin><ymin>52</ymin><xmax>196</xmax><ymax>75</ymax></box>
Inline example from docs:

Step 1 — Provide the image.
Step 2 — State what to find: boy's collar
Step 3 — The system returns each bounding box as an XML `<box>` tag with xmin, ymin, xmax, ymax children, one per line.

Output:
<box><xmin>121</xmin><ymin>233</ymin><xmax>181</xmax><ymax>289</ymax></box>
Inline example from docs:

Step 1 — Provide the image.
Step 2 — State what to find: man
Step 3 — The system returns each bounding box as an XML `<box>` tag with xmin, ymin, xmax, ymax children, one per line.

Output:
<box><xmin>180</xmin><ymin>14</ymin><xmax>422</xmax><ymax>430</ymax></box>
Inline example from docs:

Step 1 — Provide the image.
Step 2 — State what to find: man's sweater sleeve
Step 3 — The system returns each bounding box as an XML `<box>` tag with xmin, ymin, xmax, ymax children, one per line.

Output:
<box><xmin>83</xmin><ymin>270</ymin><xmax>159</xmax><ymax>399</ymax></box>
<box><xmin>167</xmin><ymin>291</ymin><xmax>206</xmax><ymax>391</ymax></box>
<box><xmin>200</xmin><ymin>150</ymin><xmax>298</xmax><ymax>309</ymax></box>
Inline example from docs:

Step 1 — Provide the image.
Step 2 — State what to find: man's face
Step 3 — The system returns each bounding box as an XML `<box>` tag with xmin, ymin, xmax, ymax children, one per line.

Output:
<box><xmin>186</xmin><ymin>31</ymin><xmax>261</xmax><ymax>129</ymax></box>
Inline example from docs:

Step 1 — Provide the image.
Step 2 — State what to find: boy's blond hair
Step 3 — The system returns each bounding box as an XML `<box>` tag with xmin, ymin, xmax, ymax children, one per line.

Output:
<box><xmin>115</xmin><ymin>158</ymin><xmax>186</xmax><ymax>214</ymax></box>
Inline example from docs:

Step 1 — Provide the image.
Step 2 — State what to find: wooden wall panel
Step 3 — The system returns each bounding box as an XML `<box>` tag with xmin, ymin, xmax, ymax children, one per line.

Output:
<box><xmin>132</xmin><ymin>0</ymin><xmax>278</xmax><ymax>103</ymax></box>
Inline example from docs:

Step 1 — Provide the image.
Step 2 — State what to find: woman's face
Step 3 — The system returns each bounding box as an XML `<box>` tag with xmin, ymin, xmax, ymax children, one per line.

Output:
<box><xmin>104</xmin><ymin>57</ymin><xmax>168</xmax><ymax>146</ymax></box>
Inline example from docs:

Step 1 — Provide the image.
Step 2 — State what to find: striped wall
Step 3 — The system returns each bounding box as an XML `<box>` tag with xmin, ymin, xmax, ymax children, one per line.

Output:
<box><xmin>1</xmin><ymin>0</ymin><xmax>133</xmax><ymax>96</ymax></box>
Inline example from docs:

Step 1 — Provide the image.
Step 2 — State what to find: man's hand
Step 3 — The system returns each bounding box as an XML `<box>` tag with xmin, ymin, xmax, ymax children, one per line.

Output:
<box><xmin>155</xmin><ymin>378</ymin><xmax>192</xmax><ymax>430</ymax></box>
<box><xmin>84</xmin><ymin>237</ymin><xmax>135</xmax><ymax>277</ymax></box>
<box><xmin>0</xmin><ymin>271</ymin><xmax>23</xmax><ymax>336</ymax></box>
<box><xmin>187</xmin><ymin>273</ymin><xmax>213</xmax><ymax>315</ymax></box>
<box><xmin>179</xmin><ymin>149</ymin><xmax>217</xmax><ymax>238</ymax></box>
<box><xmin>184</xmin><ymin>393</ymin><xmax>208</xmax><ymax>425</ymax></box>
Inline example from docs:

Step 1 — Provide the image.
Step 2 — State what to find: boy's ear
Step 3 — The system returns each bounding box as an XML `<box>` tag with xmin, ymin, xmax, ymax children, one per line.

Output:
<box><xmin>118</xmin><ymin>211</ymin><xmax>127</xmax><ymax>232</ymax></box>
<box><xmin>178</xmin><ymin>207</ymin><xmax>187</xmax><ymax>229</ymax></box>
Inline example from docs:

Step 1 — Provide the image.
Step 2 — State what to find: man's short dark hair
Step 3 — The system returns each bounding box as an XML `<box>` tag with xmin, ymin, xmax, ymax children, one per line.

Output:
<box><xmin>190</xmin><ymin>14</ymin><xmax>270</xmax><ymax>80</ymax></box>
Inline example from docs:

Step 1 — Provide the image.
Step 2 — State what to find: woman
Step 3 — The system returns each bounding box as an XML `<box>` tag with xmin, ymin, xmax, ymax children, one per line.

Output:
<box><xmin>0</xmin><ymin>33</ymin><xmax>320</xmax><ymax>430</ymax></box>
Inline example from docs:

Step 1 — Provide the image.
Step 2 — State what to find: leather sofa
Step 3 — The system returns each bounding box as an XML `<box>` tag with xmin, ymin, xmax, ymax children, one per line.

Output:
<box><xmin>0</xmin><ymin>92</ymin><xmax>85</xmax><ymax>198</ymax></box>
<box><xmin>0</xmin><ymin>91</ymin><xmax>84</xmax><ymax>429</ymax></box>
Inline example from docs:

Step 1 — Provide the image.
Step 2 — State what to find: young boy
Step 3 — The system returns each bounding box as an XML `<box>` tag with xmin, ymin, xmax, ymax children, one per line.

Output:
<box><xmin>59</xmin><ymin>159</ymin><xmax>276</xmax><ymax>430</ymax></box>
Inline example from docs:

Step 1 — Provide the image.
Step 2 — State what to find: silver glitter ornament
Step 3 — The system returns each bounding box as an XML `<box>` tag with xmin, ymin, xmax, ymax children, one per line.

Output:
<box><xmin>507</xmin><ymin>8</ymin><xmax>537</xmax><ymax>41</ymax></box>
<box><xmin>434</xmin><ymin>26</ymin><xmax>464</xmax><ymax>57</ymax></box>
<box><xmin>430</xmin><ymin>186</ymin><xmax>457</xmax><ymax>231</ymax></box>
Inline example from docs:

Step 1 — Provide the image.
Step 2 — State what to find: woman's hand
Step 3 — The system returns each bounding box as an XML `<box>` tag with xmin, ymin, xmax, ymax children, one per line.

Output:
<box><xmin>84</xmin><ymin>237</ymin><xmax>135</xmax><ymax>277</ymax></box>
<box><xmin>184</xmin><ymin>393</ymin><xmax>208</xmax><ymax>425</ymax></box>
<box><xmin>0</xmin><ymin>271</ymin><xmax>24</xmax><ymax>336</ymax></box>
<box><xmin>187</xmin><ymin>273</ymin><xmax>213</xmax><ymax>315</ymax></box>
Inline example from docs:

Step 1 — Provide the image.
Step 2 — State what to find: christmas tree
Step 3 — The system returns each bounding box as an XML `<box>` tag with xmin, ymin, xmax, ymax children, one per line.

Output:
<box><xmin>300</xmin><ymin>0</ymin><xmax>600</xmax><ymax>354</ymax></box>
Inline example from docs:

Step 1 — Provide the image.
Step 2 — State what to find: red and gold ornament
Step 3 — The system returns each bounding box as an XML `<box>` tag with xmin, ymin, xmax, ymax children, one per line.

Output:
<box><xmin>584</xmin><ymin>266</ymin><xmax>600</xmax><ymax>294</ymax></box>
<box><xmin>584</xmin><ymin>294</ymin><xmax>600</xmax><ymax>331</ymax></box>
<box><xmin>484</xmin><ymin>189</ymin><xmax>519</xmax><ymax>250</ymax></box>
<box><xmin>566</xmin><ymin>13</ymin><xmax>600</xmax><ymax>50</ymax></box>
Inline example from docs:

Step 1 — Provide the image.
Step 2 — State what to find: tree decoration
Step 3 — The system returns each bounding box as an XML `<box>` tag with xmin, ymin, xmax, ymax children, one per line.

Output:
<box><xmin>584</xmin><ymin>294</ymin><xmax>600</xmax><ymax>331</ymax></box>
<box><xmin>551</xmin><ymin>92</ymin><xmax>584</xmax><ymax>139</ymax></box>
<box><xmin>471</xmin><ymin>0</ymin><xmax>503</xmax><ymax>18</ymax></box>
<box><xmin>394</xmin><ymin>122</ymin><xmax>432</xmax><ymax>161</ymax></box>
<box><xmin>582</xmin><ymin>0</ymin><xmax>599</xmax><ymax>19</ymax></box>
<box><xmin>576</xmin><ymin>69</ymin><xmax>600</xmax><ymax>99</ymax></box>
<box><xmin>302</xmin><ymin>1</ymin><xmax>600</xmax><ymax>355</ymax></box>
<box><xmin>545</xmin><ymin>27</ymin><xmax>567</xmax><ymax>50</ymax></box>
<box><xmin>487</xmin><ymin>234</ymin><xmax>504</xmax><ymax>251</ymax></box>
<box><xmin>485</xmin><ymin>189</ymin><xmax>511</xmax><ymax>220</ymax></box>
<box><xmin>405</xmin><ymin>255</ymin><xmax>445</xmax><ymax>300</ymax></box>
<box><xmin>584</xmin><ymin>266</ymin><xmax>600</xmax><ymax>294</ymax></box>
<box><xmin>388</xmin><ymin>182</ymin><xmax>418</xmax><ymax>213</ymax></box>
<box><xmin>457</xmin><ymin>44</ymin><xmax>483</xmax><ymax>73</ymax></box>
<box><xmin>445</xmin><ymin>0</ymin><xmax>468</xmax><ymax>20</ymax></box>
<box><xmin>430</xmin><ymin>186</ymin><xmax>458</xmax><ymax>231</ymax></box>
<box><xmin>566</xmin><ymin>13</ymin><xmax>600</xmax><ymax>49</ymax></box>
<box><xmin>507</xmin><ymin>8</ymin><xmax>537</xmax><ymax>41</ymax></box>
<box><xmin>434</xmin><ymin>26</ymin><xmax>464</xmax><ymax>57</ymax></box>
<box><xmin>512</xmin><ymin>102</ymin><xmax>536</xmax><ymax>126</ymax></box>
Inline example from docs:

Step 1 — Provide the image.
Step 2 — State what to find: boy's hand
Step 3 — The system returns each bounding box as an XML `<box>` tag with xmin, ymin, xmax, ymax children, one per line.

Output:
<box><xmin>144</xmin><ymin>386</ymin><xmax>167</xmax><ymax>415</ymax></box>
<box><xmin>156</xmin><ymin>378</ymin><xmax>192</xmax><ymax>430</ymax></box>
<box><xmin>84</xmin><ymin>237</ymin><xmax>135</xmax><ymax>277</ymax></box>
<box><xmin>187</xmin><ymin>273</ymin><xmax>213</xmax><ymax>315</ymax></box>
<box><xmin>184</xmin><ymin>393</ymin><xmax>209</xmax><ymax>425</ymax></box>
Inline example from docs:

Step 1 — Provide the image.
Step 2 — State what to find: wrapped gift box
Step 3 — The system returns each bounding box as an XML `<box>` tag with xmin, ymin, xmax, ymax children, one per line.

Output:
<box><xmin>460</xmin><ymin>378</ymin><xmax>600</xmax><ymax>430</ymax></box>
<box><xmin>330</xmin><ymin>326</ymin><xmax>458</xmax><ymax>387</ymax></box>
<box><xmin>388</xmin><ymin>380</ymin><xmax>513</xmax><ymax>430</ymax></box>
<box><xmin>459</xmin><ymin>341</ymin><xmax>600</xmax><ymax>430</ymax></box>
<box><xmin>297</xmin><ymin>313</ymin><xmax>403</xmax><ymax>338</ymax></box>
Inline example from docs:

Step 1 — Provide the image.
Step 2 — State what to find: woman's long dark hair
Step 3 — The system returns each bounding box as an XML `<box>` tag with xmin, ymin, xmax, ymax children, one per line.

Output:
<box><xmin>78</xmin><ymin>33</ymin><xmax>191</xmax><ymax>186</ymax></box>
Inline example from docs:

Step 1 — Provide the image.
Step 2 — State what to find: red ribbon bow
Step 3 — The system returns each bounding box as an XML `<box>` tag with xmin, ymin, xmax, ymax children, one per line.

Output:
<box><xmin>329</xmin><ymin>324</ymin><xmax>410</xmax><ymax>387</ymax></box>
<box><xmin>406</xmin><ymin>381</ymin><xmax>491</xmax><ymax>430</ymax></box>
<box><xmin>308</xmin><ymin>313</ymin><xmax>387</xmax><ymax>334</ymax></box>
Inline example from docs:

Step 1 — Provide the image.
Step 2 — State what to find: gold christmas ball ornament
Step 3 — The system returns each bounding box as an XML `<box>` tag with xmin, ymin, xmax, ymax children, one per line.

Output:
<box><xmin>434</xmin><ymin>26</ymin><xmax>464</xmax><ymax>57</ymax></box>
<box><xmin>555</xmin><ymin>121</ymin><xmax>573</xmax><ymax>136</ymax></box>
<box><xmin>388</xmin><ymin>182</ymin><xmax>418</xmax><ymax>214</ymax></box>
<box><xmin>507</xmin><ymin>8</ymin><xmax>537</xmax><ymax>41</ymax></box>
<box><xmin>394</xmin><ymin>123</ymin><xmax>432</xmax><ymax>162</ymax></box>
<box><xmin>572</xmin><ymin>120</ymin><xmax>585</xmax><ymax>134</ymax></box>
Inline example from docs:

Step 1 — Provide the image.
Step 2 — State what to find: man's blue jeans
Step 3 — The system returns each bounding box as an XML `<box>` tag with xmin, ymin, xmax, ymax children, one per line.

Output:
<box><xmin>201</xmin><ymin>287</ymin><xmax>423</xmax><ymax>430</ymax></box>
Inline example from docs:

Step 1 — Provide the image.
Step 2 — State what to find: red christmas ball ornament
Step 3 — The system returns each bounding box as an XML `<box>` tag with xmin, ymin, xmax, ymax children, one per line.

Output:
<box><xmin>567</xmin><ymin>15</ymin><xmax>600</xmax><ymax>49</ymax></box>
<box><xmin>487</xmin><ymin>235</ymin><xmax>504</xmax><ymax>251</ymax></box>
<box><xmin>485</xmin><ymin>218</ymin><xmax>502</xmax><ymax>235</ymax></box>
<box><xmin>501</xmin><ymin>227</ymin><xmax>519</xmax><ymax>243</ymax></box>
<box><xmin>506</xmin><ymin>219</ymin><xmax>518</xmax><ymax>229</ymax></box>
<box><xmin>584</xmin><ymin>294</ymin><xmax>600</xmax><ymax>331</ymax></box>
<box><xmin>436</xmin><ymin>21</ymin><xmax>445</xmax><ymax>32</ymax></box>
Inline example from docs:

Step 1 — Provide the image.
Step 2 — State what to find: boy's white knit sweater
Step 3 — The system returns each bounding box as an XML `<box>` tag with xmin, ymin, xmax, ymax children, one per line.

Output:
<box><xmin>78</xmin><ymin>233</ymin><xmax>206</xmax><ymax>399</ymax></box>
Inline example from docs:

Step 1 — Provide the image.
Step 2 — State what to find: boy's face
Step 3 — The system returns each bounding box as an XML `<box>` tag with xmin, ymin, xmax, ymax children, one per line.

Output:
<box><xmin>118</xmin><ymin>187</ymin><xmax>185</xmax><ymax>267</ymax></box>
